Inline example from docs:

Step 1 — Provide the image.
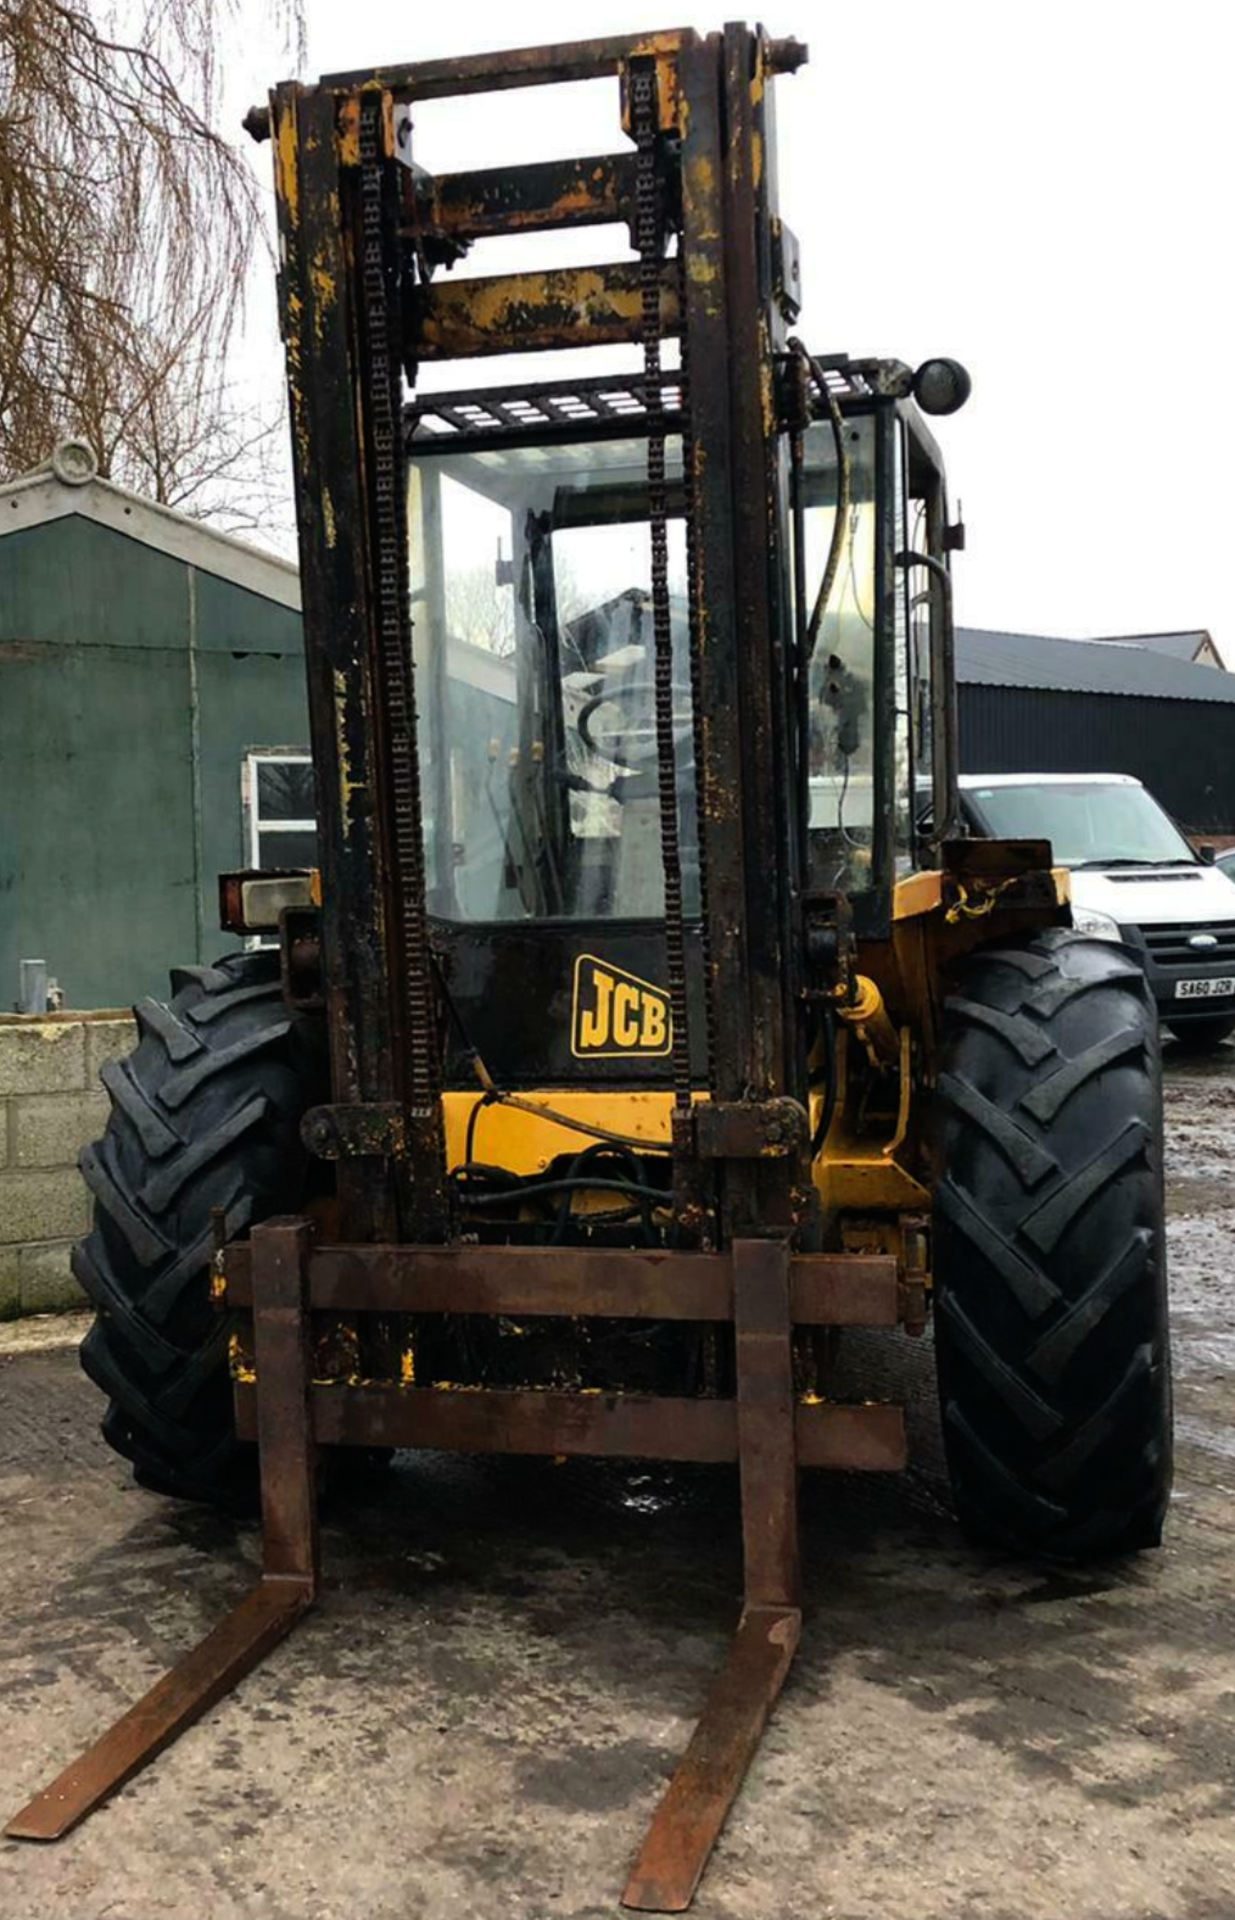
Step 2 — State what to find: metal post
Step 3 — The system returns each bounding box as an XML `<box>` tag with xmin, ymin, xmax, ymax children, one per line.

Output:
<box><xmin>251</xmin><ymin>1217</ymin><xmax>320</xmax><ymax>1590</ymax></box>
<box><xmin>622</xmin><ymin>1238</ymin><xmax>801</xmax><ymax>1912</ymax></box>
<box><xmin>17</xmin><ymin>959</ymin><xmax>47</xmax><ymax>1015</ymax></box>
<box><xmin>734</xmin><ymin>1238</ymin><xmax>801</xmax><ymax>1610</ymax></box>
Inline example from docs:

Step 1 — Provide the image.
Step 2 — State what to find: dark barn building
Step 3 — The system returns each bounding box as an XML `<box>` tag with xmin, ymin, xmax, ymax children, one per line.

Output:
<box><xmin>957</xmin><ymin>628</ymin><xmax>1235</xmax><ymax>838</ymax></box>
<box><xmin>0</xmin><ymin>446</ymin><xmax>310</xmax><ymax>1008</ymax></box>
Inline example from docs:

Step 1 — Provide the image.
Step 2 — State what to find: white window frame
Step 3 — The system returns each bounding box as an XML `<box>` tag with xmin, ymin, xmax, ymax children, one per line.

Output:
<box><xmin>241</xmin><ymin>749</ymin><xmax>316</xmax><ymax>949</ymax></box>
<box><xmin>242</xmin><ymin>749</ymin><xmax>316</xmax><ymax>869</ymax></box>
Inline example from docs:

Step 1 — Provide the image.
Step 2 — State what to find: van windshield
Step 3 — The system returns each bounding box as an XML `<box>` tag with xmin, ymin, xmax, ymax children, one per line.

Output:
<box><xmin>965</xmin><ymin>780</ymin><xmax>1196</xmax><ymax>868</ymax></box>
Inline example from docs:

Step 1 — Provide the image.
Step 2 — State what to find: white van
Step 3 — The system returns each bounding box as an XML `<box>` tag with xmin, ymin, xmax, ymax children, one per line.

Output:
<box><xmin>960</xmin><ymin>772</ymin><xmax>1235</xmax><ymax>1051</ymax></box>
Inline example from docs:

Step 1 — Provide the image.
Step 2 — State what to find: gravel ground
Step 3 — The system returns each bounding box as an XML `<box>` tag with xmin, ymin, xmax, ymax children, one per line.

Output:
<box><xmin>1</xmin><ymin>1040</ymin><xmax>1233</xmax><ymax>1920</ymax></box>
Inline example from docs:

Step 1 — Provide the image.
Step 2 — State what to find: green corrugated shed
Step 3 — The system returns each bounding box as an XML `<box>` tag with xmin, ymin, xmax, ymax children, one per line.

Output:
<box><xmin>0</xmin><ymin>445</ymin><xmax>309</xmax><ymax>1008</ymax></box>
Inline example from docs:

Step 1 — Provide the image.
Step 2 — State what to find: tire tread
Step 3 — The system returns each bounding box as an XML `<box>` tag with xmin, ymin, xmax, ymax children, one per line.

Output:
<box><xmin>75</xmin><ymin>951</ymin><xmax>325</xmax><ymax>1503</ymax></box>
<box><xmin>934</xmin><ymin>928</ymin><xmax>1172</xmax><ymax>1561</ymax></box>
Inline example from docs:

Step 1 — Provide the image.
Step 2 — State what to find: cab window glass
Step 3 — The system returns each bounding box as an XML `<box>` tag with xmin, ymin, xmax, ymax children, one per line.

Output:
<box><xmin>799</xmin><ymin>415</ymin><xmax>877</xmax><ymax>893</ymax></box>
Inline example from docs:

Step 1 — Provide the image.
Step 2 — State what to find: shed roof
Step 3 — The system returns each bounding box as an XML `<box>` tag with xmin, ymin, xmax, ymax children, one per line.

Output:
<box><xmin>0</xmin><ymin>446</ymin><xmax>299</xmax><ymax>611</ymax></box>
<box><xmin>1086</xmin><ymin>628</ymin><xmax>1222</xmax><ymax>665</ymax></box>
<box><xmin>956</xmin><ymin>627</ymin><xmax>1235</xmax><ymax>706</ymax></box>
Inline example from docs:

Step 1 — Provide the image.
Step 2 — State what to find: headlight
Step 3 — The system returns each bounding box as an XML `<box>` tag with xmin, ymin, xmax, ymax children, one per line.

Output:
<box><xmin>1071</xmin><ymin>907</ymin><xmax>1121</xmax><ymax>941</ymax></box>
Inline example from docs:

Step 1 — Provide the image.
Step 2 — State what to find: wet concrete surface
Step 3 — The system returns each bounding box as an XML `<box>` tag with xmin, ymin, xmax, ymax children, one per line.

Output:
<box><xmin>2</xmin><ymin>1041</ymin><xmax>1234</xmax><ymax>1920</ymax></box>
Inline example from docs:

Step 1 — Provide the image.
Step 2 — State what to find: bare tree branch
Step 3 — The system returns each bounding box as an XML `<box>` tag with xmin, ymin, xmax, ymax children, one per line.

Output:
<box><xmin>0</xmin><ymin>1</ymin><xmax>302</xmax><ymax>534</ymax></box>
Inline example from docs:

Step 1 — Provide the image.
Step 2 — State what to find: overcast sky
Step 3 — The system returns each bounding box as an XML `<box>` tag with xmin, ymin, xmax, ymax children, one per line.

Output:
<box><xmin>229</xmin><ymin>1</ymin><xmax>1230</xmax><ymax>656</ymax></box>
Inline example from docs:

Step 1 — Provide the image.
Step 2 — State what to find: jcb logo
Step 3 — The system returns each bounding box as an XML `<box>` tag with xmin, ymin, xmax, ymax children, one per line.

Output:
<box><xmin>572</xmin><ymin>955</ymin><xmax>672</xmax><ymax>1058</ymax></box>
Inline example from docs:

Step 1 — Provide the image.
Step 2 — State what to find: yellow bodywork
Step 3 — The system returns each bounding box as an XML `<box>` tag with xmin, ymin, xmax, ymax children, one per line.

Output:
<box><xmin>816</xmin><ymin>865</ymin><xmax>1072</xmax><ymax>1214</ymax></box>
<box><xmin>445</xmin><ymin>1088</ymin><xmax>677</xmax><ymax>1172</ymax></box>
<box><xmin>430</xmin><ymin>864</ymin><xmax>1072</xmax><ymax>1224</ymax></box>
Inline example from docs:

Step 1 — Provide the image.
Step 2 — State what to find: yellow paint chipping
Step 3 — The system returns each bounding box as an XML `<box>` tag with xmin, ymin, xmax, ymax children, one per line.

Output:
<box><xmin>422</xmin><ymin>266</ymin><xmax>679</xmax><ymax>355</ymax></box>
<box><xmin>337</xmin><ymin>96</ymin><xmax>360</xmax><ymax>166</ymax></box>
<box><xmin>333</xmin><ymin>668</ymin><xmax>366</xmax><ymax>839</ymax></box>
<box><xmin>275</xmin><ymin>104</ymin><xmax>299</xmax><ymax>226</ymax></box>
<box><xmin>759</xmin><ymin>345</ymin><xmax>776</xmax><ymax>437</ymax></box>
<box><xmin>228</xmin><ymin>1332</ymin><xmax>255</xmax><ymax>1386</ymax></box>
<box><xmin>310</xmin><ymin>253</ymin><xmax>337</xmax><ymax>340</ymax></box>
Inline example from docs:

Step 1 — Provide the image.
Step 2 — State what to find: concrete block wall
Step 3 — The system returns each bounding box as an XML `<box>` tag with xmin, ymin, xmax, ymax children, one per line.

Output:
<box><xmin>0</xmin><ymin>1012</ymin><xmax>134</xmax><ymax>1316</ymax></box>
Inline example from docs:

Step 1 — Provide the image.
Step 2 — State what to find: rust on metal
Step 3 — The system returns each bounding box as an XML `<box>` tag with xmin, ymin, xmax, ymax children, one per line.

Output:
<box><xmin>301</xmin><ymin>1102</ymin><xmax>407</xmax><ymax>1160</ymax></box>
<box><xmin>790</xmin><ymin>1253</ymin><xmax>898</xmax><ymax>1327</ymax></box>
<box><xmin>622</xmin><ymin>1239</ymin><xmax>802</xmax><ymax>1912</ymax></box>
<box><xmin>241</xmin><ymin>1384</ymin><xmax>735</xmax><ymax>1461</ymax></box>
<box><xmin>766</xmin><ymin>36</ymin><xmax>809</xmax><ymax>74</ymax></box>
<box><xmin>692</xmin><ymin>1096</ymin><xmax>810</xmax><ymax>1160</ymax></box>
<box><xmin>415</xmin><ymin>263</ymin><xmax>681</xmax><ymax>360</ymax></box>
<box><xmin>228</xmin><ymin>1240</ymin><xmax>737</xmax><ymax>1318</ymax></box>
<box><xmin>733</xmin><ymin>1239</ymin><xmax>800</xmax><ymax>1608</ymax></box>
<box><xmin>223</xmin><ymin>1242</ymin><xmax>900</xmax><ymax>1327</ymax></box>
<box><xmin>233</xmin><ymin>1380</ymin><xmax>906</xmax><ymax>1471</ymax></box>
<box><xmin>412</xmin><ymin>153</ymin><xmax>637</xmax><ymax>240</ymax></box>
<box><xmin>250</xmin><ymin>1218</ymin><xmax>320</xmax><ymax>1588</ymax></box>
<box><xmin>324</xmin><ymin>29</ymin><xmax>696</xmax><ymax>100</ymax></box>
<box><xmin>7</xmin><ymin>1217</ymin><xmax>320</xmax><ymax>1843</ymax></box>
<box><xmin>4</xmin><ymin>1583</ymin><xmax>312</xmax><ymax>1843</ymax></box>
<box><xmin>621</xmin><ymin>1606</ymin><xmax>801</xmax><ymax>1912</ymax></box>
<box><xmin>796</xmin><ymin>1400</ymin><xmax>906</xmax><ymax>1470</ymax></box>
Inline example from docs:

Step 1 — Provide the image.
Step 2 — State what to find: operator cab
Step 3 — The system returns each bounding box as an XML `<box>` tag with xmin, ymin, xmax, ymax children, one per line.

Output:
<box><xmin>405</xmin><ymin>356</ymin><xmax>962</xmax><ymax>957</ymax></box>
<box><xmin>406</xmin><ymin>423</ymin><xmax>697</xmax><ymax>925</ymax></box>
<box><xmin>799</xmin><ymin>370</ymin><xmax>960</xmax><ymax>911</ymax></box>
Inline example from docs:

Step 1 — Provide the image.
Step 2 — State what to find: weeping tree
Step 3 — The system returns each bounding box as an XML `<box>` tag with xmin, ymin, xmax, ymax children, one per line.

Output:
<box><xmin>0</xmin><ymin>1</ymin><xmax>299</xmax><ymax>532</ymax></box>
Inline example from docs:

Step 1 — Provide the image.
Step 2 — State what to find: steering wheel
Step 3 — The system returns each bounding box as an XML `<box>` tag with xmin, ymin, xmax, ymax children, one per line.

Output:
<box><xmin>576</xmin><ymin>678</ymin><xmax>694</xmax><ymax>767</ymax></box>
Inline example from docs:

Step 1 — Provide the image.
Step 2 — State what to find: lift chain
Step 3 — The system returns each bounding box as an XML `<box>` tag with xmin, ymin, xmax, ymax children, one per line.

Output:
<box><xmin>675</xmin><ymin>163</ymin><xmax>718</xmax><ymax>1099</ymax></box>
<box><xmin>631</xmin><ymin>63</ymin><xmax>694</xmax><ymax>1109</ymax></box>
<box><xmin>357</xmin><ymin>98</ymin><xmax>447</xmax><ymax>1225</ymax></box>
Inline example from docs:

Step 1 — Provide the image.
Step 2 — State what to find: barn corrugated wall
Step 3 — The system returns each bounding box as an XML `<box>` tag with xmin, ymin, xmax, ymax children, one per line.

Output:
<box><xmin>958</xmin><ymin>685</ymin><xmax>1235</xmax><ymax>835</ymax></box>
<box><xmin>0</xmin><ymin>517</ymin><xmax>307</xmax><ymax>1008</ymax></box>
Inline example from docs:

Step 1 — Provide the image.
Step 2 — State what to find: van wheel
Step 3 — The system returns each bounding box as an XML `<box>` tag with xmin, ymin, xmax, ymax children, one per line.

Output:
<box><xmin>933</xmin><ymin>929</ymin><xmax>1172</xmax><ymax>1562</ymax></box>
<box><xmin>1166</xmin><ymin>1016</ymin><xmax>1235</xmax><ymax>1052</ymax></box>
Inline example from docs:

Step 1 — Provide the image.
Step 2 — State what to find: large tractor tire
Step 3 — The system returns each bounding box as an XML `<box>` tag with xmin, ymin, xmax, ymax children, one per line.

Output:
<box><xmin>73</xmin><ymin>952</ymin><xmax>328</xmax><ymax>1504</ymax></box>
<box><xmin>933</xmin><ymin>928</ymin><xmax>1172</xmax><ymax>1562</ymax></box>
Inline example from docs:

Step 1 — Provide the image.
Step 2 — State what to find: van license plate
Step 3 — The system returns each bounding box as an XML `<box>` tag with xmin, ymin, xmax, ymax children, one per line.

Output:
<box><xmin>1176</xmin><ymin>976</ymin><xmax>1235</xmax><ymax>999</ymax></box>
